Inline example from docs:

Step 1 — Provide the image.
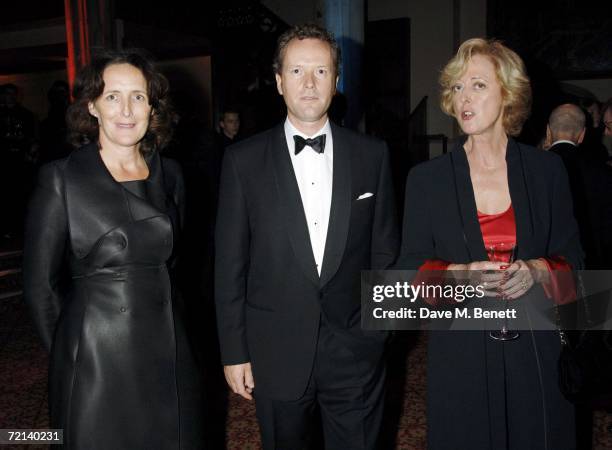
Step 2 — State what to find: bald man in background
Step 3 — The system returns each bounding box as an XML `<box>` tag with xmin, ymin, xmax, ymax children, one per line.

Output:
<box><xmin>547</xmin><ymin>103</ymin><xmax>586</xmax><ymax>158</ymax></box>
<box><xmin>547</xmin><ymin>103</ymin><xmax>612</xmax><ymax>268</ymax></box>
<box><xmin>547</xmin><ymin>103</ymin><xmax>612</xmax><ymax>447</ymax></box>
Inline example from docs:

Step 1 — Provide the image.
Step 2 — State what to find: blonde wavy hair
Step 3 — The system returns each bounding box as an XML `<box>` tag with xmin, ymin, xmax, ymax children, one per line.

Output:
<box><xmin>439</xmin><ymin>38</ymin><xmax>531</xmax><ymax>136</ymax></box>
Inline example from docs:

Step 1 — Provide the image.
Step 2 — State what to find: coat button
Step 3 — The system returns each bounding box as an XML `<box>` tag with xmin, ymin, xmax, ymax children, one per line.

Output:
<box><xmin>120</xmin><ymin>307</ymin><xmax>127</xmax><ymax>312</ymax></box>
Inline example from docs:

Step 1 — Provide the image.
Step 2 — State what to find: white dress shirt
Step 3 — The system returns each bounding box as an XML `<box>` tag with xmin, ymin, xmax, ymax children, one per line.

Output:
<box><xmin>284</xmin><ymin>118</ymin><xmax>333</xmax><ymax>275</ymax></box>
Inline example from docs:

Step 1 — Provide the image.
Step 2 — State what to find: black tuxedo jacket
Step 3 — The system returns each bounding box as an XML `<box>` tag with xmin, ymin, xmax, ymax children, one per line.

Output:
<box><xmin>215</xmin><ymin>122</ymin><xmax>399</xmax><ymax>400</ymax></box>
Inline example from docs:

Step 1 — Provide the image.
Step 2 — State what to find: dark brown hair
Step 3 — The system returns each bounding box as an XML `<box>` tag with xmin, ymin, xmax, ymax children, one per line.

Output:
<box><xmin>67</xmin><ymin>49</ymin><xmax>175</xmax><ymax>153</ymax></box>
<box><xmin>272</xmin><ymin>24</ymin><xmax>341</xmax><ymax>77</ymax></box>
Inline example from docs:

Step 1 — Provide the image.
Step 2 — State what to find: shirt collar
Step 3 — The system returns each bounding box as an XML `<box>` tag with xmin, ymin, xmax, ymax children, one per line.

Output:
<box><xmin>285</xmin><ymin>117</ymin><xmax>331</xmax><ymax>140</ymax></box>
<box><xmin>551</xmin><ymin>139</ymin><xmax>578</xmax><ymax>147</ymax></box>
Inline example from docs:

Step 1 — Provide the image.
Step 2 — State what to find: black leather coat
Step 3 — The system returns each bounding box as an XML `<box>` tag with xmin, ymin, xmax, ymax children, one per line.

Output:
<box><xmin>23</xmin><ymin>143</ymin><xmax>204</xmax><ymax>449</ymax></box>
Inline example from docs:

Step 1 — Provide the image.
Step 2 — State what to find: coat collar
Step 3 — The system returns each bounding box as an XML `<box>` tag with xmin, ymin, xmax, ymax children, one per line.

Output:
<box><xmin>64</xmin><ymin>143</ymin><xmax>168</xmax><ymax>258</ymax></box>
<box><xmin>450</xmin><ymin>137</ymin><xmax>534</xmax><ymax>262</ymax></box>
<box><xmin>270</xmin><ymin>122</ymin><xmax>352</xmax><ymax>288</ymax></box>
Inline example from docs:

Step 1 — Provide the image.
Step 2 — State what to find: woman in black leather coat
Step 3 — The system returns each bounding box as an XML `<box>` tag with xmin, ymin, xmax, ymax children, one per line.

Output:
<box><xmin>23</xmin><ymin>51</ymin><xmax>204</xmax><ymax>449</ymax></box>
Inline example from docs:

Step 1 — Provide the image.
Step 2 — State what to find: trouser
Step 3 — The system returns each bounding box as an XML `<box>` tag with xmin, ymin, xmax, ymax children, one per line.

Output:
<box><xmin>254</xmin><ymin>320</ymin><xmax>386</xmax><ymax>450</ymax></box>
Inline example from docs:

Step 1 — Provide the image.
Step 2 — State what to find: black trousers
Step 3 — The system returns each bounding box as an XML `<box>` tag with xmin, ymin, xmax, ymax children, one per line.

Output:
<box><xmin>254</xmin><ymin>319</ymin><xmax>386</xmax><ymax>450</ymax></box>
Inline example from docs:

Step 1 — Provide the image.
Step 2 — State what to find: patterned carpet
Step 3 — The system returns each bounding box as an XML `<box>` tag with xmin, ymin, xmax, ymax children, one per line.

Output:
<box><xmin>0</xmin><ymin>296</ymin><xmax>49</xmax><ymax>450</ymax></box>
<box><xmin>1</xmin><ymin>295</ymin><xmax>611</xmax><ymax>449</ymax></box>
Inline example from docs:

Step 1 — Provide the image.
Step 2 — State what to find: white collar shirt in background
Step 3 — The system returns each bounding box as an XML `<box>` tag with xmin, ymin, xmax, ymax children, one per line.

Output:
<box><xmin>551</xmin><ymin>139</ymin><xmax>578</xmax><ymax>147</ymax></box>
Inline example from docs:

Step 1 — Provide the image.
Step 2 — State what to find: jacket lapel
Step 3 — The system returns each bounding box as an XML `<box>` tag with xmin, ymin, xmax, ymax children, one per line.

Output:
<box><xmin>271</xmin><ymin>125</ymin><xmax>320</xmax><ymax>286</ymax></box>
<box><xmin>451</xmin><ymin>142</ymin><xmax>488</xmax><ymax>262</ymax></box>
<box><xmin>320</xmin><ymin>124</ymin><xmax>351</xmax><ymax>287</ymax></box>
<box><xmin>65</xmin><ymin>143</ymin><xmax>168</xmax><ymax>258</ymax></box>
<box><xmin>505</xmin><ymin>138</ymin><xmax>534</xmax><ymax>260</ymax></box>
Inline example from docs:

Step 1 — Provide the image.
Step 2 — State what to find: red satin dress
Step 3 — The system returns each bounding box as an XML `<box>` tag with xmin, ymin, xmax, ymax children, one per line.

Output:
<box><xmin>478</xmin><ymin>204</ymin><xmax>516</xmax><ymax>263</ymax></box>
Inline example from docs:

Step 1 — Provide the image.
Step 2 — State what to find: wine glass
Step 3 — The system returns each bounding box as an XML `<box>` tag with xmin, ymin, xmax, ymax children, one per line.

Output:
<box><xmin>489</xmin><ymin>243</ymin><xmax>520</xmax><ymax>341</ymax></box>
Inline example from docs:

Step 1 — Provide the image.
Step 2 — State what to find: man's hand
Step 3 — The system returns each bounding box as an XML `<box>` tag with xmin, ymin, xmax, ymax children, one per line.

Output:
<box><xmin>224</xmin><ymin>363</ymin><xmax>255</xmax><ymax>400</ymax></box>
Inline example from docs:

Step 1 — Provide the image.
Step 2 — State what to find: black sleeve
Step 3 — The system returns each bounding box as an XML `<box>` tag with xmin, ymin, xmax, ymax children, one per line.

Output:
<box><xmin>370</xmin><ymin>143</ymin><xmax>400</xmax><ymax>269</ymax></box>
<box><xmin>161</xmin><ymin>157</ymin><xmax>186</xmax><ymax>231</ymax></box>
<box><xmin>23</xmin><ymin>162</ymin><xmax>69</xmax><ymax>352</ymax></box>
<box><xmin>395</xmin><ymin>166</ymin><xmax>436</xmax><ymax>270</ymax></box>
<box><xmin>547</xmin><ymin>157</ymin><xmax>585</xmax><ymax>269</ymax></box>
<box><xmin>161</xmin><ymin>158</ymin><xmax>186</xmax><ymax>273</ymax></box>
<box><xmin>214</xmin><ymin>149</ymin><xmax>251</xmax><ymax>365</ymax></box>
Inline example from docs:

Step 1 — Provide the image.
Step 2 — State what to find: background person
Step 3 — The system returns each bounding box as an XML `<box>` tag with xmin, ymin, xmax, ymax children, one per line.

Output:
<box><xmin>546</xmin><ymin>103</ymin><xmax>612</xmax><ymax>269</ymax></box>
<box><xmin>217</xmin><ymin>107</ymin><xmax>241</xmax><ymax>148</ymax></box>
<box><xmin>38</xmin><ymin>80</ymin><xmax>72</xmax><ymax>163</ymax></box>
<box><xmin>0</xmin><ymin>83</ymin><xmax>37</xmax><ymax>239</ymax></box>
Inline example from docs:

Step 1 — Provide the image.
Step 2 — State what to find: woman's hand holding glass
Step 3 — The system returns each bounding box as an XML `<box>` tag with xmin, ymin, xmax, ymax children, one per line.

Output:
<box><xmin>499</xmin><ymin>258</ymin><xmax>550</xmax><ymax>300</ymax></box>
<box><xmin>448</xmin><ymin>258</ymin><xmax>546</xmax><ymax>300</ymax></box>
<box><xmin>449</xmin><ymin>261</ymin><xmax>510</xmax><ymax>297</ymax></box>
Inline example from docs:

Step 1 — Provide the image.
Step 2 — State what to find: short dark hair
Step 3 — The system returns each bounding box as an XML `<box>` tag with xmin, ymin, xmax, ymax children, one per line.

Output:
<box><xmin>66</xmin><ymin>49</ymin><xmax>175</xmax><ymax>153</ymax></box>
<box><xmin>272</xmin><ymin>24</ymin><xmax>341</xmax><ymax>77</ymax></box>
<box><xmin>220</xmin><ymin>106</ymin><xmax>240</xmax><ymax>117</ymax></box>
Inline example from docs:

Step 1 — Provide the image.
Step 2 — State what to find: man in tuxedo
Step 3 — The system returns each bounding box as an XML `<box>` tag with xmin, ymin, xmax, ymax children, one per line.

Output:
<box><xmin>215</xmin><ymin>24</ymin><xmax>398</xmax><ymax>449</ymax></box>
<box><xmin>547</xmin><ymin>104</ymin><xmax>589</xmax><ymax>255</ymax></box>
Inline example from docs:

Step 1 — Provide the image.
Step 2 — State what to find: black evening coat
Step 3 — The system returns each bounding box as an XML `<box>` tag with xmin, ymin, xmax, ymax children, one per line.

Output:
<box><xmin>23</xmin><ymin>143</ymin><xmax>204</xmax><ymax>450</ymax></box>
<box><xmin>214</xmin><ymin>123</ymin><xmax>399</xmax><ymax>401</ymax></box>
<box><xmin>550</xmin><ymin>141</ymin><xmax>612</xmax><ymax>268</ymax></box>
<box><xmin>397</xmin><ymin>138</ymin><xmax>584</xmax><ymax>450</ymax></box>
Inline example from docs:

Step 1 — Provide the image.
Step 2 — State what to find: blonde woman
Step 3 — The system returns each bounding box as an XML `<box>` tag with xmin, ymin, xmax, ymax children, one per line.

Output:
<box><xmin>397</xmin><ymin>38</ymin><xmax>582</xmax><ymax>449</ymax></box>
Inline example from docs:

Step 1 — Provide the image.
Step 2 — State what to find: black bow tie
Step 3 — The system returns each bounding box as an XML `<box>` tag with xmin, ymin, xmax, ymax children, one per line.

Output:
<box><xmin>294</xmin><ymin>134</ymin><xmax>326</xmax><ymax>155</ymax></box>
